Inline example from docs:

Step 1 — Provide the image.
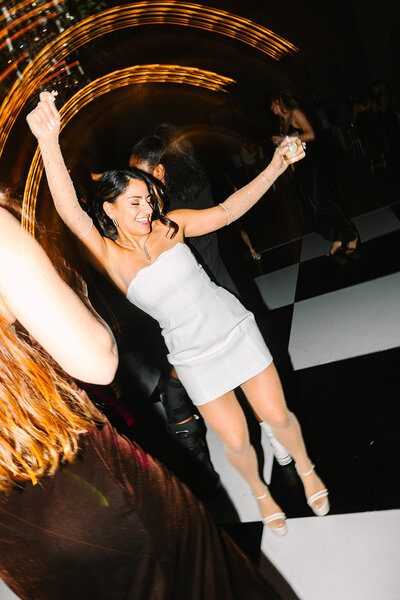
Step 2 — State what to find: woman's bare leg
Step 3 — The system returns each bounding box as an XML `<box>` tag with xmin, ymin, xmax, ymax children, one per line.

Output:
<box><xmin>241</xmin><ymin>363</ymin><xmax>328</xmax><ymax>510</ymax></box>
<box><xmin>198</xmin><ymin>392</ymin><xmax>285</xmax><ymax>531</ymax></box>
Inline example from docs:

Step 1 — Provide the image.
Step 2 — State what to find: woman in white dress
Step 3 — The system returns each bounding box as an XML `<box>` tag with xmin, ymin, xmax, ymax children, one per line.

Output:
<box><xmin>27</xmin><ymin>92</ymin><xmax>329</xmax><ymax>536</ymax></box>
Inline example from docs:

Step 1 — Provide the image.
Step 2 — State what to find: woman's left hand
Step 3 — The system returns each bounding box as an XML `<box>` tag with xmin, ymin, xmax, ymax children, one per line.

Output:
<box><xmin>270</xmin><ymin>136</ymin><xmax>306</xmax><ymax>175</ymax></box>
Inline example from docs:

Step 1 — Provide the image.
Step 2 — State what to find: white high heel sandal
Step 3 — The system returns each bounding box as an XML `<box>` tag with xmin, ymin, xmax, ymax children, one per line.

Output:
<box><xmin>254</xmin><ymin>487</ymin><xmax>287</xmax><ymax>536</ymax></box>
<box><xmin>295</xmin><ymin>463</ymin><xmax>330</xmax><ymax>517</ymax></box>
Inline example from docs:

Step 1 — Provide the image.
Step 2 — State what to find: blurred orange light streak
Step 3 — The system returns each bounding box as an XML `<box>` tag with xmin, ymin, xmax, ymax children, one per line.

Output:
<box><xmin>0</xmin><ymin>52</ymin><xmax>28</xmax><ymax>83</ymax></box>
<box><xmin>0</xmin><ymin>0</ymin><xmax>50</xmax><ymax>24</ymax></box>
<box><xmin>0</xmin><ymin>12</ymin><xmax>57</xmax><ymax>52</ymax></box>
<box><xmin>0</xmin><ymin>1</ymin><xmax>66</xmax><ymax>41</ymax></box>
<box><xmin>39</xmin><ymin>60</ymin><xmax>80</xmax><ymax>85</ymax></box>
<box><xmin>22</xmin><ymin>64</ymin><xmax>236</xmax><ymax>232</ymax></box>
<box><xmin>0</xmin><ymin>2</ymin><xmax>297</xmax><ymax>159</ymax></box>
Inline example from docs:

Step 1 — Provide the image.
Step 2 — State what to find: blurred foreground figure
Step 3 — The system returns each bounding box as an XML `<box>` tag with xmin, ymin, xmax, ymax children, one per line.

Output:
<box><xmin>0</xmin><ymin>200</ymin><xmax>287</xmax><ymax>599</ymax></box>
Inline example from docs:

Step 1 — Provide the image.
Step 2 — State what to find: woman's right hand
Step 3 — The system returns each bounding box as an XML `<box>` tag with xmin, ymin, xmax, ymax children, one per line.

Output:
<box><xmin>26</xmin><ymin>91</ymin><xmax>60</xmax><ymax>142</ymax></box>
<box><xmin>269</xmin><ymin>135</ymin><xmax>305</xmax><ymax>176</ymax></box>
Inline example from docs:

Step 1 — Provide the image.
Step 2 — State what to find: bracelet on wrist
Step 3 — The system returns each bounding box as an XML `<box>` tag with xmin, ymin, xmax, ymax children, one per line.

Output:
<box><xmin>219</xmin><ymin>202</ymin><xmax>232</xmax><ymax>225</ymax></box>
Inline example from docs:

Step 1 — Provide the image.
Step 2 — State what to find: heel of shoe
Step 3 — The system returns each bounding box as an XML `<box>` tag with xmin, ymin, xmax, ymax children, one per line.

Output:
<box><xmin>260</xmin><ymin>422</ymin><xmax>293</xmax><ymax>466</ymax></box>
<box><xmin>274</xmin><ymin>451</ymin><xmax>293</xmax><ymax>466</ymax></box>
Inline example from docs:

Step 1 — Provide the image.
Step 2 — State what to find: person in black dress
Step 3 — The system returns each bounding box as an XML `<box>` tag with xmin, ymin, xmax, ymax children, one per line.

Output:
<box><xmin>270</xmin><ymin>93</ymin><xmax>359</xmax><ymax>256</ymax></box>
<box><xmin>352</xmin><ymin>89</ymin><xmax>388</xmax><ymax>173</ymax></box>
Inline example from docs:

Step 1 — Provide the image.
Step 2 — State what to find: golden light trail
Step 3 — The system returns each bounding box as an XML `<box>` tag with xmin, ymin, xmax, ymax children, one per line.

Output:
<box><xmin>0</xmin><ymin>0</ymin><xmax>66</xmax><ymax>41</ymax></box>
<box><xmin>0</xmin><ymin>0</ymin><xmax>54</xmax><ymax>24</ymax></box>
<box><xmin>0</xmin><ymin>52</ymin><xmax>28</xmax><ymax>83</ymax></box>
<box><xmin>39</xmin><ymin>60</ymin><xmax>80</xmax><ymax>86</ymax></box>
<box><xmin>0</xmin><ymin>12</ymin><xmax>57</xmax><ymax>52</ymax></box>
<box><xmin>22</xmin><ymin>64</ymin><xmax>236</xmax><ymax>232</ymax></box>
<box><xmin>0</xmin><ymin>2</ymin><xmax>298</xmax><ymax>159</ymax></box>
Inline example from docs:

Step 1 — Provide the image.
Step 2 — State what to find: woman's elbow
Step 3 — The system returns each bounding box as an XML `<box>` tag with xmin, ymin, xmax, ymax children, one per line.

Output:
<box><xmin>96</xmin><ymin>350</ymin><xmax>118</xmax><ymax>385</ymax></box>
<box><xmin>76</xmin><ymin>347</ymin><xmax>118</xmax><ymax>386</ymax></box>
<box><xmin>303</xmin><ymin>131</ymin><xmax>315</xmax><ymax>142</ymax></box>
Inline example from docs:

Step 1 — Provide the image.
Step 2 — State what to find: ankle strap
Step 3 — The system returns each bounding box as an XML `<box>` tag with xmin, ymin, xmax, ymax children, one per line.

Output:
<box><xmin>295</xmin><ymin>463</ymin><xmax>315</xmax><ymax>477</ymax></box>
<box><xmin>253</xmin><ymin>485</ymin><xmax>268</xmax><ymax>500</ymax></box>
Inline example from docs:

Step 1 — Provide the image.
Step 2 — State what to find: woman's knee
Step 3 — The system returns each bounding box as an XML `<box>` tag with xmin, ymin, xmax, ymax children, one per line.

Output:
<box><xmin>266</xmin><ymin>408</ymin><xmax>293</xmax><ymax>430</ymax></box>
<box><xmin>223</xmin><ymin>432</ymin><xmax>251</xmax><ymax>455</ymax></box>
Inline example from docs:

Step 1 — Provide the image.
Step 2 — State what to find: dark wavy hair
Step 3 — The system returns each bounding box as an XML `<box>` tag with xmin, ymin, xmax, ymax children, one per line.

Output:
<box><xmin>130</xmin><ymin>124</ymin><xmax>207</xmax><ymax>208</ymax></box>
<box><xmin>271</xmin><ymin>92</ymin><xmax>302</xmax><ymax>115</ymax></box>
<box><xmin>88</xmin><ymin>167</ymin><xmax>178</xmax><ymax>241</ymax></box>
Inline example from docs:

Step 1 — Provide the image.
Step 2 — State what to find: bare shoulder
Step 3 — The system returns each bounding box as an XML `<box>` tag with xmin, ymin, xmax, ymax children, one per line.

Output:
<box><xmin>157</xmin><ymin>214</ymin><xmax>184</xmax><ymax>240</ymax></box>
<box><xmin>165</xmin><ymin>208</ymin><xmax>188</xmax><ymax>223</ymax></box>
<box><xmin>292</xmin><ymin>108</ymin><xmax>312</xmax><ymax>127</ymax></box>
<box><xmin>292</xmin><ymin>107</ymin><xmax>306</xmax><ymax>119</ymax></box>
<box><xmin>165</xmin><ymin>208</ymin><xmax>191</xmax><ymax>229</ymax></box>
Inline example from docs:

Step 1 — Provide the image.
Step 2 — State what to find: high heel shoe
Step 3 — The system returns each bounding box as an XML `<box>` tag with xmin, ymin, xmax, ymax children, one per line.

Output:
<box><xmin>295</xmin><ymin>463</ymin><xmax>330</xmax><ymax>517</ymax></box>
<box><xmin>260</xmin><ymin>422</ymin><xmax>292</xmax><ymax>466</ymax></box>
<box><xmin>254</xmin><ymin>486</ymin><xmax>287</xmax><ymax>536</ymax></box>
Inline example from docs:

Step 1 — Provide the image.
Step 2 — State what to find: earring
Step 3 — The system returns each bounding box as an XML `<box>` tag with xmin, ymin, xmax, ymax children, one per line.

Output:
<box><xmin>112</xmin><ymin>217</ymin><xmax>118</xmax><ymax>228</ymax></box>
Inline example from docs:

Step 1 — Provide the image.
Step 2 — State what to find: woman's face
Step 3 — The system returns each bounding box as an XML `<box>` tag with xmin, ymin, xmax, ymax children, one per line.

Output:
<box><xmin>105</xmin><ymin>178</ymin><xmax>154</xmax><ymax>236</ymax></box>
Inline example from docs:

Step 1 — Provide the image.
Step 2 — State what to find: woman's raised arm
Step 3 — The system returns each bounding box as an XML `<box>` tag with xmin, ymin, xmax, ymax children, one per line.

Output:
<box><xmin>26</xmin><ymin>92</ymin><xmax>108</xmax><ymax>267</ymax></box>
<box><xmin>170</xmin><ymin>137</ymin><xmax>305</xmax><ymax>238</ymax></box>
<box><xmin>0</xmin><ymin>207</ymin><xmax>118</xmax><ymax>384</ymax></box>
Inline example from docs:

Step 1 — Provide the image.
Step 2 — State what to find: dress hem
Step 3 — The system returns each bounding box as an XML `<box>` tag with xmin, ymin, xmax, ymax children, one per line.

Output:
<box><xmin>185</xmin><ymin>356</ymin><xmax>274</xmax><ymax>406</ymax></box>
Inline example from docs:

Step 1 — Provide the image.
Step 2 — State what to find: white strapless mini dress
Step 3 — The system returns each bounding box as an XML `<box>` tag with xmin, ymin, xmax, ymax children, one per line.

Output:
<box><xmin>126</xmin><ymin>243</ymin><xmax>273</xmax><ymax>405</ymax></box>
